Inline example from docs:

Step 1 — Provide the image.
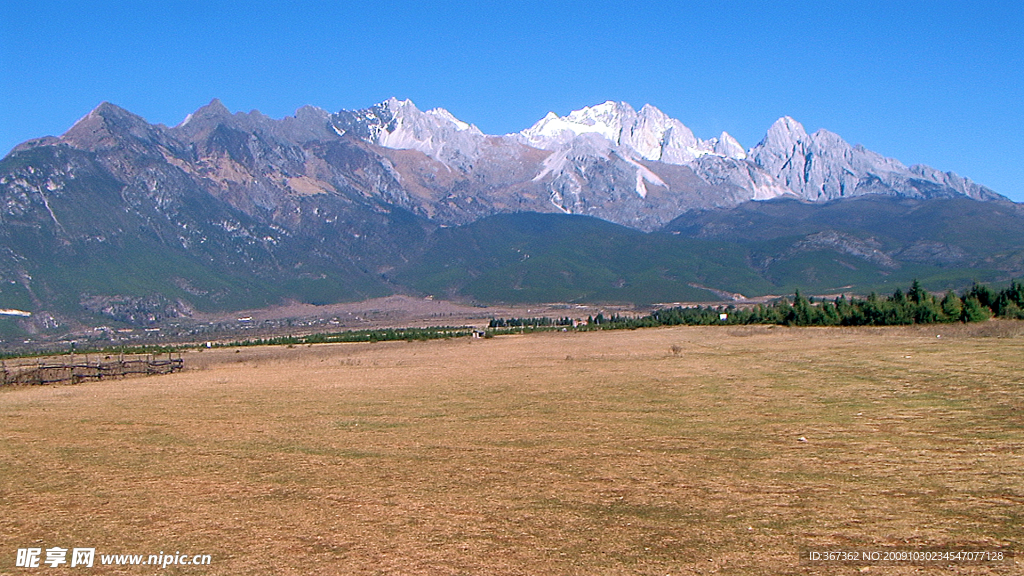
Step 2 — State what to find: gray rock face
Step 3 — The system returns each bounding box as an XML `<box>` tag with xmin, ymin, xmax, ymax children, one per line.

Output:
<box><xmin>746</xmin><ymin>116</ymin><xmax>1000</xmax><ymax>202</ymax></box>
<box><xmin>794</xmin><ymin>231</ymin><xmax>900</xmax><ymax>269</ymax></box>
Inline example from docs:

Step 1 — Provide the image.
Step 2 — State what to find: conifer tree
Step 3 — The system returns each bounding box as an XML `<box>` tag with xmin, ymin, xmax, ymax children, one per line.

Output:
<box><xmin>961</xmin><ymin>296</ymin><xmax>992</xmax><ymax>323</ymax></box>
<box><xmin>941</xmin><ymin>291</ymin><xmax>962</xmax><ymax>320</ymax></box>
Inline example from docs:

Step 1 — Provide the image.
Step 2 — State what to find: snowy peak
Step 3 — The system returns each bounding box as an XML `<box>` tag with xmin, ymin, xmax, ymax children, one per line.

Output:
<box><xmin>517</xmin><ymin>101</ymin><xmax>747</xmax><ymax>164</ymax></box>
<box><xmin>359</xmin><ymin>98</ymin><xmax>480</xmax><ymax>138</ymax></box>
<box><xmin>154</xmin><ymin>97</ymin><xmax>1005</xmax><ymax>213</ymax></box>
<box><xmin>519</xmin><ymin>101</ymin><xmax>636</xmax><ymax>149</ymax></box>
<box><xmin>424</xmin><ymin>106</ymin><xmax>474</xmax><ymax>132</ymax></box>
<box><xmin>3</xmin><ymin>95</ymin><xmax>1010</xmax><ymax>259</ymax></box>
<box><xmin>518</xmin><ymin>102</ymin><xmax>759</xmax><ymax>203</ymax></box>
<box><xmin>712</xmin><ymin>132</ymin><xmax>746</xmax><ymax>160</ymax></box>
<box><xmin>628</xmin><ymin>104</ymin><xmax>697</xmax><ymax>162</ymax></box>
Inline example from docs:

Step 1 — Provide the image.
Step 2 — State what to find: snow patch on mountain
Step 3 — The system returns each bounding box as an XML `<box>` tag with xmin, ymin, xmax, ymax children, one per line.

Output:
<box><xmin>619</xmin><ymin>154</ymin><xmax>667</xmax><ymax>199</ymax></box>
<box><xmin>330</xmin><ymin>98</ymin><xmax>485</xmax><ymax>167</ymax></box>
<box><xmin>519</xmin><ymin>101</ymin><xmax>627</xmax><ymax>148</ymax></box>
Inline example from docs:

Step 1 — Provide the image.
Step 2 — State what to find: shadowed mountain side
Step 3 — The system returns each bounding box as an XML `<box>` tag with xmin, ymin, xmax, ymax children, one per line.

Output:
<box><xmin>664</xmin><ymin>196</ymin><xmax>1024</xmax><ymax>293</ymax></box>
<box><xmin>391</xmin><ymin>213</ymin><xmax>773</xmax><ymax>304</ymax></box>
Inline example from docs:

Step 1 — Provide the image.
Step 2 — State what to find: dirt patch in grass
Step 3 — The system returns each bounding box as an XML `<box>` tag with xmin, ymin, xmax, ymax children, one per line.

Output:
<box><xmin>1</xmin><ymin>325</ymin><xmax>1021</xmax><ymax>574</ymax></box>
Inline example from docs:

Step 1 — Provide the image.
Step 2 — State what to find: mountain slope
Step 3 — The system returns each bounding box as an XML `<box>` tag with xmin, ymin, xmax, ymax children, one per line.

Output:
<box><xmin>664</xmin><ymin>195</ymin><xmax>1024</xmax><ymax>293</ymax></box>
<box><xmin>391</xmin><ymin>212</ymin><xmax>772</xmax><ymax>304</ymax></box>
<box><xmin>0</xmin><ymin>97</ymin><xmax>1017</xmax><ymax>338</ymax></box>
<box><xmin>0</xmin><ymin>104</ymin><xmax>434</xmax><ymax>332</ymax></box>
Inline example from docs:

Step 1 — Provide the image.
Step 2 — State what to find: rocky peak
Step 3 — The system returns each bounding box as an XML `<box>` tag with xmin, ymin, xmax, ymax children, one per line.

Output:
<box><xmin>178</xmin><ymin>98</ymin><xmax>231</xmax><ymax>126</ymax></box>
<box><xmin>62</xmin><ymin>102</ymin><xmax>159</xmax><ymax>150</ymax></box>
<box><xmin>170</xmin><ymin>99</ymin><xmax>237</xmax><ymax>141</ymax></box>
<box><xmin>745</xmin><ymin>117</ymin><xmax>998</xmax><ymax>201</ymax></box>
<box><xmin>712</xmin><ymin>132</ymin><xmax>746</xmax><ymax>160</ymax></box>
<box><xmin>194</xmin><ymin>98</ymin><xmax>231</xmax><ymax>119</ymax></box>
<box><xmin>166</xmin><ymin>100</ymin><xmax>334</xmax><ymax>156</ymax></box>
<box><xmin>627</xmin><ymin>104</ymin><xmax>697</xmax><ymax>162</ymax></box>
<box><xmin>753</xmin><ymin>116</ymin><xmax>808</xmax><ymax>155</ymax></box>
<box><xmin>9</xmin><ymin>97</ymin><xmax>1006</xmax><ymax>241</ymax></box>
<box><xmin>277</xmin><ymin>105</ymin><xmax>334</xmax><ymax>143</ymax></box>
<box><xmin>330</xmin><ymin>98</ymin><xmax>485</xmax><ymax>166</ymax></box>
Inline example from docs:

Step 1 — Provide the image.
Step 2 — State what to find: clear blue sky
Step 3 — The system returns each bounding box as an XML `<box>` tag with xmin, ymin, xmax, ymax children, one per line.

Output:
<box><xmin>2</xmin><ymin>1</ymin><xmax>1021</xmax><ymax>201</ymax></box>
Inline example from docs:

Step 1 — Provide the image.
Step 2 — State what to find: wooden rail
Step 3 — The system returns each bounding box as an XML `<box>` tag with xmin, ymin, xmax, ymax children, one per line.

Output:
<box><xmin>1</xmin><ymin>354</ymin><xmax>184</xmax><ymax>386</ymax></box>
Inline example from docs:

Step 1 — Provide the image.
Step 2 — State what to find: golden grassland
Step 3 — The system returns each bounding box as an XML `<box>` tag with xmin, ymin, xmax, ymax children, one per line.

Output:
<box><xmin>1</xmin><ymin>323</ymin><xmax>1022</xmax><ymax>575</ymax></box>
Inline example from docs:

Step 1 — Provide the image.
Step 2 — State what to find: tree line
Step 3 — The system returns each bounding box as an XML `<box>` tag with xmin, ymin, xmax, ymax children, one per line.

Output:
<box><xmin>491</xmin><ymin>280</ymin><xmax>1024</xmax><ymax>330</ymax></box>
<box><xmin>219</xmin><ymin>326</ymin><xmax>474</xmax><ymax>347</ymax></box>
<box><xmin>488</xmin><ymin>317</ymin><xmax>575</xmax><ymax>328</ymax></box>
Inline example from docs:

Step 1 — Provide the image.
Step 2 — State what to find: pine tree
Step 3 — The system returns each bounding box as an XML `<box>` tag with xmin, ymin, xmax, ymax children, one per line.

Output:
<box><xmin>964</xmin><ymin>283</ymin><xmax>997</xmax><ymax>309</ymax></box>
<box><xmin>793</xmin><ymin>290</ymin><xmax>815</xmax><ymax>326</ymax></box>
<box><xmin>961</xmin><ymin>296</ymin><xmax>992</xmax><ymax>323</ymax></box>
<box><xmin>908</xmin><ymin>279</ymin><xmax>926</xmax><ymax>304</ymax></box>
<box><xmin>941</xmin><ymin>291</ymin><xmax>963</xmax><ymax>320</ymax></box>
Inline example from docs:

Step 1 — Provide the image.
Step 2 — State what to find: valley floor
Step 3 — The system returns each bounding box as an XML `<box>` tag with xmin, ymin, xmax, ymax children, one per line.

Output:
<box><xmin>8</xmin><ymin>295</ymin><xmax>653</xmax><ymax>354</ymax></box>
<box><xmin>1</xmin><ymin>324</ymin><xmax>1021</xmax><ymax>574</ymax></box>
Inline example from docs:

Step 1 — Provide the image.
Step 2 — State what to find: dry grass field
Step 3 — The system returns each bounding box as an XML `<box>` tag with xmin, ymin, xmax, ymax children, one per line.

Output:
<box><xmin>1</xmin><ymin>323</ymin><xmax>1021</xmax><ymax>575</ymax></box>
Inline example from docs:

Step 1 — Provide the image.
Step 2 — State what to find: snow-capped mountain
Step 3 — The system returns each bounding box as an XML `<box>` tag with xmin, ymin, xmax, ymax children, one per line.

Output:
<box><xmin>517</xmin><ymin>100</ymin><xmax>746</xmax><ymax>163</ymax></box>
<box><xmin>0</xmin><ymin>97</ymin><xmax>1017</xmax><ymax>333</ymax></box>
<box><xmin>323</xmin><ymin>99</ymin><xmax>1000</xmax><ymax>219</ymax></box>
<box><xmin>504</xmin><ymin>101</ymin><xmax>786</xmax><ymax>214</ymax></box>
<box><xmin>6</xmin><ymin>97</ymin><xmax>1003</xmax><ymax>237</ymax></box>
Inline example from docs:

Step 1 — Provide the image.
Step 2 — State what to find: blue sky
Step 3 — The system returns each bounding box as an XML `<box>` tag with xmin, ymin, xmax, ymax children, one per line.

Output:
<box><xmin>2</xmin><ymin>1</ymin><xmax>1022</xmax><ymax>200</ymax></box>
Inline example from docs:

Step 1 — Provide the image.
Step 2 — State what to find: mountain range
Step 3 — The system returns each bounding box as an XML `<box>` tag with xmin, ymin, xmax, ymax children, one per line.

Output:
<box><xmin>1</xmin><ymin>98</ymin><xmax>1020</xmax><ymax>339</ymax></box>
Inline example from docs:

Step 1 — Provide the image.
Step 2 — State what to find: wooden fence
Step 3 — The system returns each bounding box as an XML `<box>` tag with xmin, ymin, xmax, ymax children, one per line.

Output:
<box><xmin>1</xmin><ymin>354</ymin><xmax>184</xmax><ymax>386</ymax></box>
